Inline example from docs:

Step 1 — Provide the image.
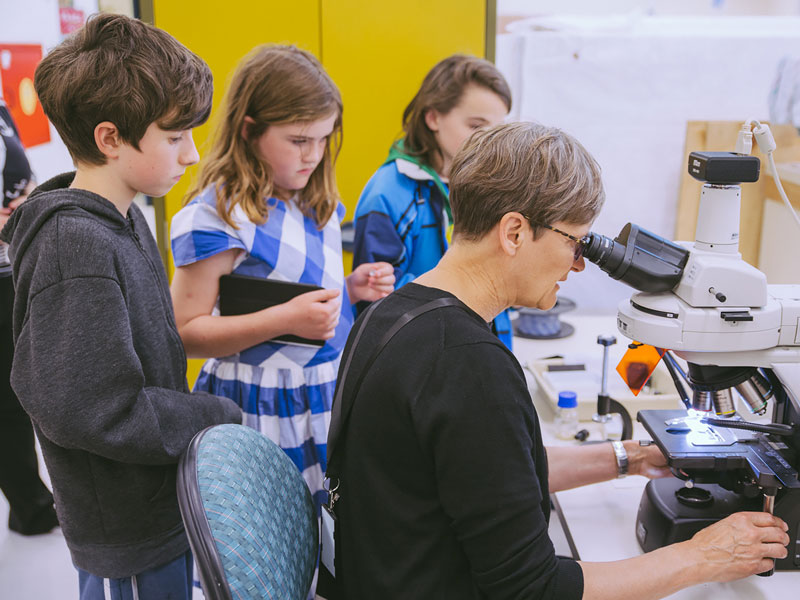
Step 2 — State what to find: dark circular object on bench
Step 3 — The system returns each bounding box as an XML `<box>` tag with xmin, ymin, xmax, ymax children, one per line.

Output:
<box><xmin>514</xmin><ymin>297</ymin><xmax>576</xmax><ymax>340</ymax></box>
<box><xmin>675</xmin><ymin>485</ymin><xmax>714</xmax><ymax>508</ymax></box>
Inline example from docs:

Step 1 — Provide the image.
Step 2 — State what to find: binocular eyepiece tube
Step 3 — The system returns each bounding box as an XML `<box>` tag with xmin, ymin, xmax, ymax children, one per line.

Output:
<box><xmin>582</xmin><ymin>223</ymin><xmax>689</xmax><ymax>293</ymax></box>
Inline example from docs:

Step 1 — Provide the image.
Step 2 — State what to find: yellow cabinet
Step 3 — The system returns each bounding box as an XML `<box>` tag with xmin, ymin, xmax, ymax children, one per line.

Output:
<box><xmin>145</xmin><ymin>0</ymin><xmax>491</xmax><ymax>384</ymax></box>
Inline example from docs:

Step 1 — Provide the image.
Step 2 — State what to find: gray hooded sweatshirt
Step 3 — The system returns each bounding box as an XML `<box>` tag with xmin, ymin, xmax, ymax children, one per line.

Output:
<box><xmin>0</xmin><ymin>173</ymin><xmax>242</xmax><ymax>578</ymax></box>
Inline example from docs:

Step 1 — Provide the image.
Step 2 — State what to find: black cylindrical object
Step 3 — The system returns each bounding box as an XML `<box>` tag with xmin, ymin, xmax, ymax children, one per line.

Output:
<box><xmin>687</xmin><ymin>363</ymin><xmax>758</xmax><ymax>392</ymax></box>
<box><xmin>583</xmin><ymin>223</ymin><xmax>689</xmax><ymax>293</ymax></box>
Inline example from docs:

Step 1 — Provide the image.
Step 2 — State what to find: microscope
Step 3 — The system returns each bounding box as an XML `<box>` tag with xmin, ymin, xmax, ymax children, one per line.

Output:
<box><xmin>583</xmin><ymin>127</ymin><xmax>800</xmax><ymax>571</ymax></box>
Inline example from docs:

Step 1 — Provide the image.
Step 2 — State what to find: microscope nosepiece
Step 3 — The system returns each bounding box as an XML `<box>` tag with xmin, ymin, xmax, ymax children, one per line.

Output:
<box><xmin>691</xmin><ymin>389</ymin><xmax>713</xmax><ymax>412</ymax></box>
<box><xmin>711</xmin><ymin>388</ymin><xmax>736</xmax><ymax>417</ymax></box>
<box><xmin>691</xmin><ymin>388</ymin><xmax>735</xmax><ymax>416</ymax></box>
<box><xmin>687</xmin><ymin>364</ymin><xmax>772</xmax><ymax>418</ymax></box>
<box><xmin>735</xmin><ymin>372</ymin><xmax>772</xmax><ymax>416</ymax></box>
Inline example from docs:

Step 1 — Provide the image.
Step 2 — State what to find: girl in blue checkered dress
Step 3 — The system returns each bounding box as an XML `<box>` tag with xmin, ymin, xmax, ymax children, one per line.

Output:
<box><xmin>169</xmin><ymin>46</ymin><xmax>394</xmax><ymax>516</ymax></box>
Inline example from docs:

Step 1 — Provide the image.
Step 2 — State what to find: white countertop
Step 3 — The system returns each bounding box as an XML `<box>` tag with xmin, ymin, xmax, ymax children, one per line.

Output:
<box><xmin>514</xmin><ymin>313</ymin><xmax>799</xmax><ymax>598</ymax></box>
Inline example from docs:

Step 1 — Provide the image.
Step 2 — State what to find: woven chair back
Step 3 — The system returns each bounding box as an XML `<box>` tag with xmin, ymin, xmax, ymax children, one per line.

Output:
<box><xmin>178</xmin><ymin>424</ymin><xmax>318</xmax><ymax>600</ymax></box>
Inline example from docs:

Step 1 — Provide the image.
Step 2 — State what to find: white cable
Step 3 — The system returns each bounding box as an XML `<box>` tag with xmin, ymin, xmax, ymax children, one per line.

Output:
<box><xmin>735</xmin><ymin>122</ymin><xmax>753</xmax><ymax>155</ymax></box>
<box><xmin>740</xmin><ymin>120</ymin><xmax>800</xmax><ymax>234</ymax></box>
<box><xmin>766</xmin><ymin>151</ymin><xmax>800</xmax><ymax>232</ymax></box>
<box><xmin>753</xmin><ymin>123</ymin><xmax>777</xmax><ymax>154</ymax></box>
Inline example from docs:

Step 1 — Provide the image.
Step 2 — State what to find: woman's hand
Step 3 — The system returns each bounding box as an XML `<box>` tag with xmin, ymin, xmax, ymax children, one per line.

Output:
<box><xmin>548</xmin><ymin>440</ymin><xmax>670</xmax><ymax>492</ymax></box>
<box><xmin>346</xmin><ymin>262</ymin><xmax>395</xmax><ymax>303</ymax></box>
<box><xmin>625</xmin><ymin>441</ymin><xmax>671</xmax><ymax>479</ymax></box>
<box><xmin>172</xmin><ymin>248</ymin><xmax>344</xmax><ymax>356</ymax></box>
<box><xmin>0</xmin><ymin>185</ymin><xmax>33</xmax><ymax>228</ymax></box>
<box><xmin>689</xmin><ymin>511</ymin><xmax>789</xmax><ymax>582</ymax></box>
<box><xmin>580</xmin><ymin>510</ymin><xmax>789</xmax><ymax>599</ymax></box>
<box><xmin>281</xmin><ymin>288</ymin><xmax>341</xmax><ymax>340</ymax></box>
<box><xmin>0</xmin><ymin>205</ymin><xmax>12</xmax><ymax>229</ymax></box>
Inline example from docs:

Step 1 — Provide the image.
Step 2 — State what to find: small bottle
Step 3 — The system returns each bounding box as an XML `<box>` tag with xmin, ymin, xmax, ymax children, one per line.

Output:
<box><xmin>555</xmin><ymin>391</ymin><xmax>579</xmax><ymax>440</ymax></box>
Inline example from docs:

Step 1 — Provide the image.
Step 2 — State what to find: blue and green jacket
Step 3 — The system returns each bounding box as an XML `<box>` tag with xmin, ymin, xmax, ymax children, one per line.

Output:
<box><xmin>353</xmin><ymin>142</ymin><xmax>513</xmax><ymax>349</ymax></box>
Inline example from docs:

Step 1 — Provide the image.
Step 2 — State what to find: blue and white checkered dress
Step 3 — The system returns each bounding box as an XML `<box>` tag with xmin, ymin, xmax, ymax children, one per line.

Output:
<box><xmin>171</xmin><ymin>186</ymin><xmax>352</xmax><ymax>512</ymax></box>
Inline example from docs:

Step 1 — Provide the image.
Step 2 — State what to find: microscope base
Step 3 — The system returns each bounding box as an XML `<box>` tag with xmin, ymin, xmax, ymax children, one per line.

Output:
<box><xmin>635</xmin><ymin>478</ymin><xmax>800</xmax><ymax>571</ymax></box>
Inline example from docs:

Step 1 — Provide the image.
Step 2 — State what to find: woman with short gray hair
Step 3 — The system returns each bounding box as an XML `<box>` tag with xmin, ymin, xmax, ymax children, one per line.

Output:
<box><xmin>328</xmin><ymin>122</ymin><xmax>789</xmax><ymax>600</ymax></box>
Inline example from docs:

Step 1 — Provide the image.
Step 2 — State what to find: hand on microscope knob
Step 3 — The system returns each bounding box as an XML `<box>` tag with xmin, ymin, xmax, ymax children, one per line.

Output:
<box><xmin>625</xmin><ymin>440</ymin><xmax>670</xmax><ymax>479</ymax></box>
<box><xmin>686</xmin><ymin>512</ymin><xmax>789</xmax><ymax>582</ymax></box>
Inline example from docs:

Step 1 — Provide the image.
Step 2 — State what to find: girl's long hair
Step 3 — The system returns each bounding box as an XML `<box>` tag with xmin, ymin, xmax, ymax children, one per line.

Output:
<box><xmin>402</xmin><ymin>55</ymin><xmax>511</xmax><ymax>171</ymax></box>
<box><xmin>185</xmin><ymin>45</ymin><xmax>343</xmax><ymax>228</ymax></box>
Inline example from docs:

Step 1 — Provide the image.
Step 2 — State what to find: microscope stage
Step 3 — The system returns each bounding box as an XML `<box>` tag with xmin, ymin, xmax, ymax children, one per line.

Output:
<box><xmin>638</xmin><ymin>409</ymin><xmax>800</xmax><ymax>489</ymax></box>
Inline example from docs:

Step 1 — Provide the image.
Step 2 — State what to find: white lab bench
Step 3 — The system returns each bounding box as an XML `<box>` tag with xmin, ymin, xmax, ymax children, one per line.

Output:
<box><xmin>513</xmin><ymin>313</ymin><xmax>799</xmax><ymax>599</ymax></box>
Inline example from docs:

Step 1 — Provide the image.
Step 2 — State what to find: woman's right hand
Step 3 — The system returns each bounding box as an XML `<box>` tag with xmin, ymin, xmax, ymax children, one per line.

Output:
<box><xmin>0</xmin><ymin>188</ymin><xmax>32</xmax><ymax>228</ymax></box>
<box><xmin>279</xmin><ymin>287</ymin><xmax>341</xmax><ymax>340</ymax></box>
<box><xmin>689</xmin><ymin>511</ymin><xmax>789</xmax><ymax>582</ymax></box>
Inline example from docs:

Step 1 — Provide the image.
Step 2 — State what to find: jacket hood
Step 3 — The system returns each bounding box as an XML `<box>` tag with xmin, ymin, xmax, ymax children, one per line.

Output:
<box><xmin>0</xmin><ymin>172</ymin><xmax>128</xmax><ymax>270</ymax></box>
<box><xmin>386</xmin><ymin>140</ymin><xmax>452</xmax><ymax>223</ymax></box>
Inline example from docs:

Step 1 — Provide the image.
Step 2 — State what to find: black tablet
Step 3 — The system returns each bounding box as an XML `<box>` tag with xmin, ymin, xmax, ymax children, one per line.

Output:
<box><xmin>218</xmin><ymin>273</ymin><xmax>326</xmax><ymax>347</ymax></box>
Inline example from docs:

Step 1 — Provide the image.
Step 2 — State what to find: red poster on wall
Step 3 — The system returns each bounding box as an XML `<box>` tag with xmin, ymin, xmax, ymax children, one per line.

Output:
<box><xmin>0</xmin><ymin>44</ymin><xmax>51</xmax><ymax>148</ymax></box>
<box><xmin>59</xmin><ymin>7</ymin><xmax>85</xmax><ymax>35</ymax></box>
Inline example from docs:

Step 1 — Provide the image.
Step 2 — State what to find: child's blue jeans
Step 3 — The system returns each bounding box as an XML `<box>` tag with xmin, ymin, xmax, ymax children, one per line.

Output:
<box><xmin>77</xmin><ymin>550</ymin><xmax>193</xmax><ymax>600</ymax></box>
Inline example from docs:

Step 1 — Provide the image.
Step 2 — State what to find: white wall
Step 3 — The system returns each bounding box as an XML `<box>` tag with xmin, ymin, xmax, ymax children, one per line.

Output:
<box><xmin>0</xmin><ymin>0</ymin><xmax>98</xmax><ymax>183</ymax></box>
<box><xmin>0</xmin><ymin>1</ymin><xmax>157</xmax><ymax>235</ymax></box>
<box><xmin>496</xmin><ymin>14</ymin><xmax>800</xmax><ymax>314</ymax></box>
<box><xmin>499</xmin><ymin>0</ymin><xmax>800</xmax><ymax>19</ymax></box>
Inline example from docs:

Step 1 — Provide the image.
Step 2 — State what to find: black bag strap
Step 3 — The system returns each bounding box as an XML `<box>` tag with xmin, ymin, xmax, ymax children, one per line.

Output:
<box><xmin>326</xmin><ymin>296</ymin><xmax>463</xmax><ymax>479</ymax></box>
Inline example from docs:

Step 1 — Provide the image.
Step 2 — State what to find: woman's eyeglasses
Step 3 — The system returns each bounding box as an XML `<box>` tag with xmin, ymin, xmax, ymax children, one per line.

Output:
<box><xmin>527</xmin><ymin>219</ymin><xmax>590</xmax><ymax>262</ymax></box>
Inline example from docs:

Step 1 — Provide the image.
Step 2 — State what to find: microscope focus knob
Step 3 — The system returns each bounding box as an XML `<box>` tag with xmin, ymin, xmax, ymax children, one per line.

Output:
<box><xmin>708</xmin><ymin>287</ymin><xmax>727</xmax><ymax>303</ymax></box>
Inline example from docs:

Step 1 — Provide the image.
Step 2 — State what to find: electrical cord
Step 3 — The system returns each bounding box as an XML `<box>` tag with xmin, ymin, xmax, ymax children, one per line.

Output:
<box><xmin>666</xmin><ymin>351</ymin><xmax>688</xmax><ymax>380</ymax></box>
<box><xmin>662</xmin><ymin>351</ymin><xmax>691</xmax><ymax>409</ymax></box>
<box><xmin>608</xmin><ymin>398</ymin><xmax>633</xmax><ymax>440</ymax></box>
<box><xmin>737</xmin><ymin>119</ymin><xmax>800</xmax><ymax>233</ymax></box>
<box><xmin>765</xmin><ymin>151</ymin><xmax>800</xmax><ymax>231</ymax></box>
<box><xmin>702</xmin><ymin>416</ymin><xmax>797</xmax><ymax>437</ymax></box>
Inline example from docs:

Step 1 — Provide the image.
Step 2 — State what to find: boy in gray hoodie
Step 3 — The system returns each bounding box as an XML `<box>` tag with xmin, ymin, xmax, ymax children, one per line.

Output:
<box><xmin>0</xmin><ymin>14</ymin><xmax>242</xmax><ymax>600</ymax></box>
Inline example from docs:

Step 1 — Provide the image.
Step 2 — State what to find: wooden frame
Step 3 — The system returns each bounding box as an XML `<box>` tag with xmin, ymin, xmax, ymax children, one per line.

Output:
<box><xmin>676</xmin><ymin>121</ymin><xmax>800</xmax><ymax>267</ymax></box>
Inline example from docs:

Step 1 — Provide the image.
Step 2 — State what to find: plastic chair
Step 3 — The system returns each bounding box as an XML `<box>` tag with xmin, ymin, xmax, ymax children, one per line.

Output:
<box><xmin>177</xmin><ymin>424</ymin><xmax>318</xmax><ymax>600</ymax></box>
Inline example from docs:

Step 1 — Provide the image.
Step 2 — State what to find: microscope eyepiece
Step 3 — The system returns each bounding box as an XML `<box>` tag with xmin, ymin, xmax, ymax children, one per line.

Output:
<box><xmin>583</xmin><ymin>223</ymin><xmax>690</xmax><ymax>293</ymax></box>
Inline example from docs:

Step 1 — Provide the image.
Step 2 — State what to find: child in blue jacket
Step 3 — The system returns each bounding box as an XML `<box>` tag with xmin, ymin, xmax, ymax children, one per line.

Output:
<box><xmin>353</xmin><ymin>55</ymin><xmax>515</xmax><ymax>347</ymax></box>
